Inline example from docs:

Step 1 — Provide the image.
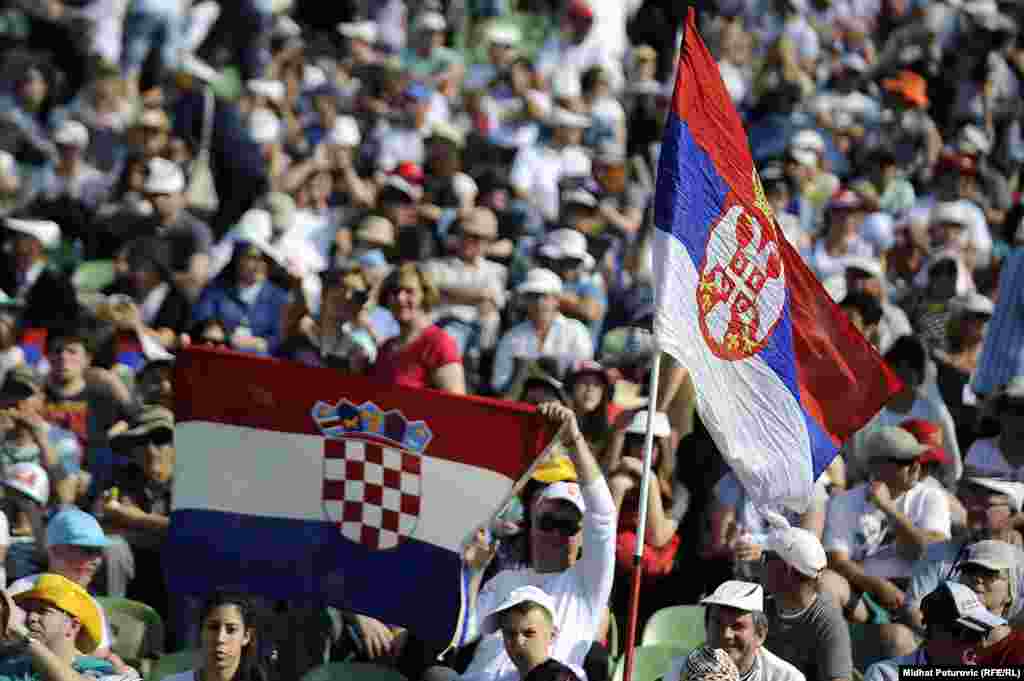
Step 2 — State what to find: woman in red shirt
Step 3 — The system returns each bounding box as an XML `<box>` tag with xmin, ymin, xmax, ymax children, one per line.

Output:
<box><xmin>369</xmin><ymin>263</ymin><xmax>466</xmax><ymax>393</ymax></box>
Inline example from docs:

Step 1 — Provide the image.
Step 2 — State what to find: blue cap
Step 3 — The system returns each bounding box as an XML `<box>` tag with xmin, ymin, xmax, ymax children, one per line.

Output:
<box><xmin>357</xmin><ymin>249</ymin><xmax>388</xmax><ymax>269</ymax></box>
<box><xmin>46</xmin><ymin>509</ymin><xmax>110</xmax><ymax>548</ymax></box>
<box><xmin>405</xmin><ymin>82</ymin><xmax>431</xmax><ymax>102</ymax></box>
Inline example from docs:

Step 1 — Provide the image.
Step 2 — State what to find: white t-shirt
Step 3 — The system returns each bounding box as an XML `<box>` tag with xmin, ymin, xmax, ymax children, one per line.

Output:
<box><xmin>824</xmin><ymin>482</ymin><xmax>951</xmax><ymax>579</ymax></box>
<box><xmin>8</xmin><ymin>574</ymin><xmax>113</xmax><ymax>650</ymax></box>
<box><xmin>461</xmin><ymin>480</ymin><xmax>616</xmax><ymax>681</ymax></box>
<box><xmin>965</xmin><ymin>437</ymin><xmax>1023</xmax><ymax>478</ymax></box>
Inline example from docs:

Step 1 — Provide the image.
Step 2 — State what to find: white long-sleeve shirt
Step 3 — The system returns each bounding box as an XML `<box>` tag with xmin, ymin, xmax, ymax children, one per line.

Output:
<box><xmin>491</xmin><ymin>314</ymin><xmax>593</xmax><ymax>394</ymax></box>
<box><xmin>461</xmin><ymin>480</ymin><xmax>616</xmax><ymax>681</ymax></box>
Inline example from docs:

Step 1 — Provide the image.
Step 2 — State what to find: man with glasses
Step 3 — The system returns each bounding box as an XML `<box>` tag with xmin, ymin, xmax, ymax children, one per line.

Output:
<box><xmin>427</xmin><ymin>401</ymin><xmax>614</xmax><ymax>681</ymax></box>
<box><xmin>761</xmin><ymin>524</ymin><xmax>852</xmax><ymax>681</ymax></box>
<box><xmin>821</xmin><ymin>427</ymin><xmax>951</xmax><ymax>623</ymax></box>
<box><xmin>6</xmin><ymin>509</ymin><xmax>132</xmax><ymax>674</ymax></box>
<box><xmin>0</xmin><ymin>573</ymin><xmax>124</xmax><ymax>679</ymax></box>
<box><xmin>865</xmin><ymin>581</ymin><xmax>1005</xmax><ymax>680</ymax></box>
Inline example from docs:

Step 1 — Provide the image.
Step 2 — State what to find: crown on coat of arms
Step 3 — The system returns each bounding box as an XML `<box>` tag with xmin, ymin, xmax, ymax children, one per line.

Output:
<box><xmin>311</xmin><ymin>399</ymin><xmax>432</xmax><ymax>454</ymax></box>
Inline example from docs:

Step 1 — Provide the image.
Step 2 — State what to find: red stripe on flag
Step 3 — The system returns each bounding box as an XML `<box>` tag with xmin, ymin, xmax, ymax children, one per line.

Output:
<box><xmin>175</xmin><ymin>348</ymin><xmax>552</xmax><ymax>481</ymax></box>
<box><xmin>323</xmin><ymin>480</ymin><xmax>347</xmax><ymax>500</ymax></box>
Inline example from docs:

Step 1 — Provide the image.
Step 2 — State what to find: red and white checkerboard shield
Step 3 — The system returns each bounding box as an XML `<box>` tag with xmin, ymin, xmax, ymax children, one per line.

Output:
<box><xmin>322</xmin><ymin>438</ymin><xmax>422</xmax><ymax>550</ymax></box>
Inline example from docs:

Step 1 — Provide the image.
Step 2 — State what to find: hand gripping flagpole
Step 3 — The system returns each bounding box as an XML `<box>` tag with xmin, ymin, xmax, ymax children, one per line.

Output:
<box><xmin>621</xmin><ymin>350</ymin><xmax>663</xmax><ymax>681</ymax></box>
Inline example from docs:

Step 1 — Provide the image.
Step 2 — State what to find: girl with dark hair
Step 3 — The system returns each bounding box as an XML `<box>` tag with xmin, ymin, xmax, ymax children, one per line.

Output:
<box><xmin>165</xmin><ymin>590</ymin><xmax>269</xmax><ymax>681</ymax></box>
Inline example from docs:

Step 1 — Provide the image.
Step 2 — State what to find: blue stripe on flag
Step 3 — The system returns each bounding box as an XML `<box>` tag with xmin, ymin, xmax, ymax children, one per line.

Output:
<box><xmin>165</xmin><ymin>509</ymin><xmax>466</xmax><ymax>644</ymax></box>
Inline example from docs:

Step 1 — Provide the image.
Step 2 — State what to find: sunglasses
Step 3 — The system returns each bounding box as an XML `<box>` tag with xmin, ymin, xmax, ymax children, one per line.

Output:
<box><xmin>536</xmin><ymin>511</ymin><xmax>582</xmax><ymax>537</ymax></box>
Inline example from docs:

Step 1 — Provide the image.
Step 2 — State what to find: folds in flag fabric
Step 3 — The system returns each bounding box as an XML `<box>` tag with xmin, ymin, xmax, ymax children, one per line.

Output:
<box><xmin>652</xmin><ymin>9</ymin><xmax>901</xmax><ymax>514</ymax></box>
<box><xmin>169</xmin><ymin>348</ymin><xmax>552</xmax><ymax>646</ymax></box>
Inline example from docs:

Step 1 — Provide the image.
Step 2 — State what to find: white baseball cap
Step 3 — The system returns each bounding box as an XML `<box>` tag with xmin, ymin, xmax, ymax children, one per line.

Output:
<box><xmin>626</xmin><ymin>411</ymin><xmax>671</xmax><ymax>438</ymax></box>
<box><xmin>233</xmin><ymin>209</ymin><xmax>273</xmax><ymax>244</ymax></box>
<box><xmin>701</xmin><ymin>580</ymin><xmax>764</xmax><ymax>612</ymax></box>
<box><xmin>247</xmin><ymin>79</ymin><xmax>286</xmax><ymax>102</ymax></box>
<box><xmin>764</xmin><ymin>526</ymin><xmax>827</xmax><ymax>578</ymax></box>
<box><xmin>249</xmin><ymin>108</ymin><xmax>282</xmax><ymax>144</ymax></box>
<box><xmin>5</xmin><ymin>218</ymin><xmax>61</xmax><ymax>248</ymax></box>
<box><xmin>486</xmin><ymin>23</ymin><xmax>521</xmax><ymax>46</ymax></box>
<box><xmin>547</xmin><ymin>106</ymin><xmax>589</xmax><ymax>129</ymax></box>
<box><xmin>963</xmin><ymin>477</ymin><xmax>1024</xmax><ymax>512</ymax></box>
<box><xmin>954</xmin><ymin>292</ymin><xmax>994</xmax><ymax>317</ymax></box>
<box><xmin>415</xmin><ymin>11</ymin><xmax>446</xmax><ymax>32</ymax></box>
<box><xmin>328</xmin><ymin>115</ymin><xmax>361</xmax><ymax>147</ymax></box>
<box><xmin>842</xmin><ymin>256</ymin><xmax>884</xmax><ymax>280</ymax></box>
<box><xmin>337</xmin><ymin>20</ymin><xmax>377</xmax><ymax>43</ymax></box>
<box><xmin>516</xmin><ymin>268</ymin><xmax>563</xmax><ymax>296</ymax></box>
<box><xmin>534</xmin><ymin>480</ymin><xmax>586</xmax><ymax>515</ymax></box>
<box><xmin>54</xmin><ymin>120</ymin><xmax>89</xmax><ymax>148</ymax></box>
<box><xmin>480</xmin><ymin>585</ymin><xmax>557</xmax><ymax>635</ymax></box>
<box><xmin>791</xmin><ymin>129</ymin><xmax>825</xmax><ymax>154</ymax></box>
<box><xmin>539</xmin><ymin>228</ymin><xmax>595</xmax><ymax>268</ymax></box>
<box><xmin>3</xmin><ymin>462</ymin><xmax>50</xmax><ymax>505</ymax></box>
<box><xmin>143</xmin><ymin>157</ymin><xmax>185</xmax><ymax>194</ymax></box>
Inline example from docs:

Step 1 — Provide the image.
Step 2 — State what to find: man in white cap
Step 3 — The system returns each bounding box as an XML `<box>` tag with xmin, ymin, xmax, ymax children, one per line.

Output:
<box><xmin>761</xmin><ymin>525</ymin><xmax>852</xmax><ymax>681</ymax></box>
<box><xmin>491</xmin><ymin>268</ymin><xmax>593</xmax><ymax>394</ymax></box>
<box><xmin>536</xmin><ymin>227</ymin><xmax>605</xmax><ymax>344</ymax></box>
<box><xmin>509</xmin><ymin>108</ymin><xmax>590</xmax><ymax>224</ymax></box>
<box><xmin>0</xmin><ymin>218</ymin><xmax>80</xmax><ymax>331</ymax></box>
<box><xmin>866</xmin><ymin>581</ymin><xmax>1006</xmax><ymax>679</ymax></box>
<box><xmin>840</xmin><ymin>257</ymin><xmax>912</xmax><ymax>354</ymax></box>
<box><xmin>964</xmin><ymin>376</ymin><xmax>1024</xmax><ymax>481</ymax></box>
<box><xmin>821</xmin><ymin>426</ymin><xmax>951</xmax><ymax>622</ymax></box>
<box><xmin>401</xmin><ymin>11</ymin><xmax>464</xmax><ymax>96</ymax></box>
<box><xmin>425</xmin><ymin>207</ymin><xmax>507</xmax><ymax>351</ymax></box>
<box><xmin>699</xmin><ymin>581</ymin><xmax>805</xmax><ymax>681</ymax></box>
<box><xmin>135</xmin><ymin>157</ymin><xmax>213</xmax><ymax>299</ymax></box>
<box><xmin>37</xmin><ymin>120</ymin><xmax>108</xmax><ymax>209</ymax></box>
<box><xmin>431</xmin><ymin>400</ymin><xmax>614</xmax><ymax>681</ymax></box>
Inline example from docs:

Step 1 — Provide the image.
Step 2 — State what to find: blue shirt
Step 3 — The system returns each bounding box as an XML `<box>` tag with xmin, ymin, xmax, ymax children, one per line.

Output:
<box><xmin>973</xmin><ymin>247</ymin><xmax>1024</xmax><ymax>396</ymax></box>
<box><xmin>192</xmin><ymin>279</ymin><xmax>291</xmax><ymax>353</ymax></box>
<box><xmin>0</xmin><ymin>654</ymin><xmax>114</xmax><ymax>680</ymax></box>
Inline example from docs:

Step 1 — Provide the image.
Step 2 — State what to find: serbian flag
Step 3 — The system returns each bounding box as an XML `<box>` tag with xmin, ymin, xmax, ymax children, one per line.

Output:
<box><xmin>169</xmin><ymin>348</ymin><xmax>553</xmax><ymax>646</ymax></box>
<box><xmin>652</xmin><ymin>9</ymin><xmax>901</xmax><ymax>513</ymax></box>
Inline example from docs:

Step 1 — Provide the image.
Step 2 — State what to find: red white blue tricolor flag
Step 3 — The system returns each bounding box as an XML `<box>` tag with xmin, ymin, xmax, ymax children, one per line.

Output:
<box><xmin>168</xmin><ymin>348</ymin><xmax>553</xmax><ymax>646</ymax></box>
<box><xmin>652</xmin><ymin>9</ymin><xmax>901</xmax><ymax>513</ymax></box>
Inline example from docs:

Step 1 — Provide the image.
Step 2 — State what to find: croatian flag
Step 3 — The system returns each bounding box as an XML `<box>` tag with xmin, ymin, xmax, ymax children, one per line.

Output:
<box><xmin>652</xmin><ymin>9</ymin><xmax>901</xmax><ymax>513</ymax></box>
<box><xmin>168</xmin><ymin>348</ymin><xmax>553</xmax><ymax>646</ymax></box>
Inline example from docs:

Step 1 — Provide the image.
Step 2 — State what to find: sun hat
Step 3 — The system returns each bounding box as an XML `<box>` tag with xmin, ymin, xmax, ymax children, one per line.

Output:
<box><xmin>962</xmin><ymin>540</ymin><xmax>1019</xmax><ymax>572</ymax></box>
<box><xmin>763</xmin><ymin>525</ymin><xmax>827</xmax><ymax>578</ymax></box>
<box><xmin>5</xmin><ymin>218</ymin><xmax>60</xmax><ymax>248</ymax></box>
<box><xmin>532</xmin><ymin>455</ymin><xmax>578</xmax><ymax>484</ymax></box>
<box><xmin>516</xmin><ymin>268</ymin><xmax>563</xmax><ymax>295</ymax></box>
<box><xmin>539</xmin><ymin>229</ymin><xmax>595</xmax><ymax>268</ymax></box>
<box><xmin>480</xmin><ymin>585</ymin><xmax>557</xmax><ymax>635</ymax></box>
<box><xmin>143</xmin><ymin>157</ymin><xmax>185</xmax><ymax>194</ymax></box>
<box><xmin>701</xmin><ymin>580</ymin><xmax>764</xmax><ymax>613</ymax></box>
<box><xmin>2</xmin><ymin>462</ymin><xmax>49</xmax><ymax>506</ymax></box>
<box><xmin>109</xmin><ymin>405</ymin><xmax>174</xmax><ymax>452</ymax></box>
<box><xmin>12</xmin><ymin>573</ymin><xmax>104</xmax><ymax>653</ymax></box>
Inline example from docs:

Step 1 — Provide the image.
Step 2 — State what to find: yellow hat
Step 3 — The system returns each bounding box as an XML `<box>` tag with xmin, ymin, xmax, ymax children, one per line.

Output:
<box><xmin>14</xmin><ymin>574</ymin><xmax>103</xmax><ymax>653</ymax></box>
<box><xmin>532</xmin><ymin>453</ymin><xmax>577</xmax><ymax>483</ymax></box>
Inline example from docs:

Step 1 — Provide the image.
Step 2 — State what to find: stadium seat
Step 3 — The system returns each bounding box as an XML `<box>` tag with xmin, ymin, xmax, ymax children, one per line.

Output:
<box><xmin>640</xmin><ymin>605</ymin><xmax>706</xmax><ymax>649</ymax></box>
<box><xmin>147</xmin><ymin>649</ymin><xmax>198</xmax><ymax>681</ymax></box>
<box><xmin>611</xmin><ymin>644</ymin><xmax>690</xmax><ymax>681</ymax></box>
<box><xmin>96</xmin><ymin>597</ymin><xmax>165</xmax><ymax>667</ymax></box>
<box><xmin>300</xmin><ymin>662</ymin><xmax>408</xmax><ymax>681</ymax></box>
<box><xmin>71</xmin><ymin>260</ymin><xmax>115</xmax><ymax>292</ymax></box>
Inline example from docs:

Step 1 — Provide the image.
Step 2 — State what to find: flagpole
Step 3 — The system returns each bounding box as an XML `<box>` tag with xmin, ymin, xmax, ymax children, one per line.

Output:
<box><xmin>621</xmin><ymin>350</ymin><xmax>663</xmax><ymax>681</ymax></box>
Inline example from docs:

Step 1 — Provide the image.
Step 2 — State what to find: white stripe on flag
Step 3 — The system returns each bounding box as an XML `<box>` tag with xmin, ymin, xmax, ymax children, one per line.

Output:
<box><xmin>174</xmin><ymin>422</ymin><xmax>514</xmax><ymax>552</ymax></box>
<box><xmin>653</xmin><ymin>230</ymin><xmax>813</xmax><ymax>512</ymax></box>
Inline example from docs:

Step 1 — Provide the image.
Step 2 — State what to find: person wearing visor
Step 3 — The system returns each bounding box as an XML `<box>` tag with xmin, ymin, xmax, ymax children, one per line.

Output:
<box><xmin>866</xmin><ymin>581</ymin><xmax>1006</xmax><ymax>680</ymax></box>
<box><xmin>191</xmin><ymin>238</ymin><xmax>290</xmax><ymax>355</ymax></box>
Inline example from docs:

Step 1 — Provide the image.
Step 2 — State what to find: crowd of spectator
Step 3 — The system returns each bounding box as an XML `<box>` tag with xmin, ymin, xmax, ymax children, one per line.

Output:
<box><xmin>1</xmin><ymin>0</ymin><xmax>1024</xmax><ymax>679</ymax></box>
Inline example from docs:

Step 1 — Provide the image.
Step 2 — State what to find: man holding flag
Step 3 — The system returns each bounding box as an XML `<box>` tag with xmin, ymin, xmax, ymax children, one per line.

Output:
<box><xmin>617</xmin><ymin>6</ymin><xmax>901</xmax><ymax>681</ymax></box>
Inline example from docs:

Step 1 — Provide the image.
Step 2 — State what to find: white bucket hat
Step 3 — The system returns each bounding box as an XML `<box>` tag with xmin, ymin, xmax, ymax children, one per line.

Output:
<box><xmin>143</xmin><ymin>157</ymin><xmax>185</xmax><ymax>194</ymax></box>
<box><xmin>516</xmin><ymin>268</ymin><xmax>563</xmax><ymax>296</ymax></box>
<box><xmin>701</xmin><ymin>580</ymin><xmax>764</xmax><ymax>613</ymax></box>
<box><xmin>539</xmin><ymin>229</ymin><xmax>595</xmax><ymax>269</ymax></box>
<box><xmin>5</xmin><ymin>218</ymin><xmax>61</xmax><ymax>248</ymax></box>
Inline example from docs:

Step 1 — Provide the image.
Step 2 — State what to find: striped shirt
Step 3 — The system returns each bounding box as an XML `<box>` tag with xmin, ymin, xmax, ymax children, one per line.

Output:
<box><xmin>424</xmin><ymin>255</ymin><xmax>508</xmax><ymax>324</ymax></box>
<box><xmin>974</xmin><ymin>247</ymin><xmax>1024</xmax><ymax>397</ymax></box>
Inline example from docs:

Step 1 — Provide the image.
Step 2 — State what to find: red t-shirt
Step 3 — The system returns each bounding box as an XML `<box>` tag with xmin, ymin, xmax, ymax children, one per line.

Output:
<box><xmin>369</xmin><ymin>325</ymin><xmax>461</xmax><ymax>389</ymax></box>
<box><xmin>976</xmin><ymin>629</ymin><xmax>1024</xmax><ymax>666</ymax></box>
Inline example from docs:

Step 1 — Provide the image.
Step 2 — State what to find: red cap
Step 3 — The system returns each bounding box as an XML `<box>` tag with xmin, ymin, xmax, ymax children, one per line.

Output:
<box><xmin>899</xmin><ymin>419</ymin><xmax>947</xmax><ymax>465</ymax></box>
<box><xmin>568</xmin><ymin>0</ymin><xmax>594</xmax><ymax>20</ymax></box>
<box><xmin>395</xmin><ymin>161</ymin><xmax>424</xmax><ymax>185</ymax></box>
